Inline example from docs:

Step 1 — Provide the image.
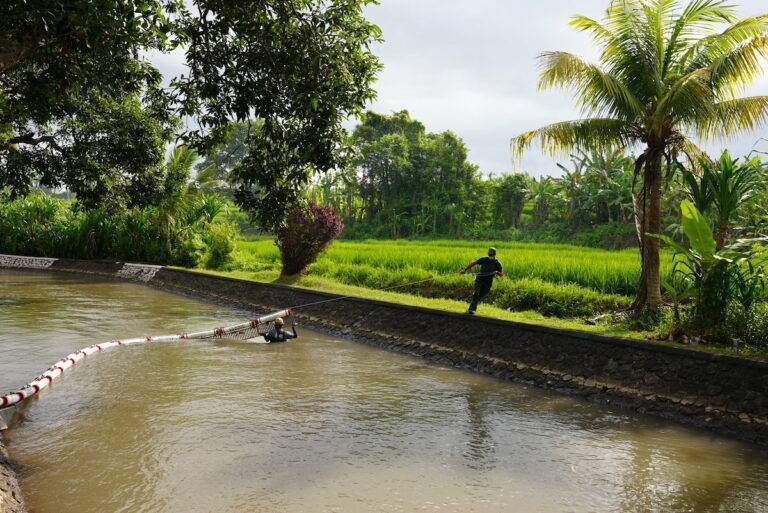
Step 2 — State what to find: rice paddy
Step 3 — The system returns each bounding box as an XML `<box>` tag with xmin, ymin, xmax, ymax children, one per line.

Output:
<box><xmin>217</xmin><ymin>238</ymin><xmax>673</xmax><ymax>319</ymax></box>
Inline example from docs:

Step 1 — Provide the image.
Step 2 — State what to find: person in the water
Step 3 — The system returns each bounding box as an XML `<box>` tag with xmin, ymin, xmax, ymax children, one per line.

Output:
<box><xmin>264</xmin><ymin>317</ymin><xmax>298</xmax><ymax>343</ymax></box>
<box><xmin>460</xmin><ymin>247</ymin><xmax>505</xmax><ymax>315</ymax></box>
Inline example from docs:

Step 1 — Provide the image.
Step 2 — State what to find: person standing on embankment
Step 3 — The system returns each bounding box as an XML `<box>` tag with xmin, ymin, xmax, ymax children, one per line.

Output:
<box><xmin>460</xmin><ymin>247</ymin><xmax>505</xmax><ymax>315</ymax></box>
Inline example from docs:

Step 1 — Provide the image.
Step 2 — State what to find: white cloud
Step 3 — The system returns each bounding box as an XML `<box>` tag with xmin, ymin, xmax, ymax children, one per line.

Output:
<box><xmin>361</xmin><ymin>0</ymin><xmax>768</xmax><ymax>176</ymax></box>
<box><xmin>150</xmin><ymin>0</ymin><xmax>768</xmax><ymax>176</ymax></box>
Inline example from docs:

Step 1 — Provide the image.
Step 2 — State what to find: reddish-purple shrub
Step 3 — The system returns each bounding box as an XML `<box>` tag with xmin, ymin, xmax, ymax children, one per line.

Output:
<box><xmin>276</xmin><ymin>203</ymin><xmax>344</xmax><ymax>276</ymax></box>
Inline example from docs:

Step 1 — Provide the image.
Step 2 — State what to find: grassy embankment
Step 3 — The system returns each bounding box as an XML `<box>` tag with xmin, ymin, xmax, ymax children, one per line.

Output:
<box><xmin>195</xmin><ymin>237</ymin><xmax>672</xmax><ymax>339</ymax></box>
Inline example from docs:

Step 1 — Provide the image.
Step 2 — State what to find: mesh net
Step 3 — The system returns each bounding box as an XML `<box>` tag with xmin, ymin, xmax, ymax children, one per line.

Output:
<box><xmin>1</xmin><ymin>309</ymin><xmax>294</xmax><ymax>418</ymax></box>
<box><xmin>196</xmin><ymin>316</ymin><xmax>293</xmax><ymax>341</ymax></box>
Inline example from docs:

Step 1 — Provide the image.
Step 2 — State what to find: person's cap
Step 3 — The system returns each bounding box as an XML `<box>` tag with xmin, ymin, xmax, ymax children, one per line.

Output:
<box><xmin>274</xmin><ymin>317</ymin><xmax>284</xmax><ymax>326</ymax></box>
<box><xmin>488</xmin><ymin>247</ymin><xmax>497</xmax><ymax>256</ymax></box>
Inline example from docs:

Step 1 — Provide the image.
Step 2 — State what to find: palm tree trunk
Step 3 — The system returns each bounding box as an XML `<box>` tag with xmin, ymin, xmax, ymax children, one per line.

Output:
<box><xmin>633</xmin><ymin>148</ymin><xmax>663</xmax><ymax>314</ymax></box>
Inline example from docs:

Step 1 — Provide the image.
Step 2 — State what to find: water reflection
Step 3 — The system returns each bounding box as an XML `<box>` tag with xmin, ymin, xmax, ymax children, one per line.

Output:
<box><xmin>1</xmin><ymin>270</ymin><xmax>768</xmax><ymax>513</ymax></box>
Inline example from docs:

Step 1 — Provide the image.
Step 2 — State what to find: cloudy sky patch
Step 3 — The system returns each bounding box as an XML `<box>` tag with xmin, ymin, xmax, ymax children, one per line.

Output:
<box><xmin>361</xmin><ymin>0</ymin><xmax>768</xmax><ymax>176</ymax></box>
<box><xmin>151</xmin><ymin>0</ymin><xmax>768</xmax><ymax>176</ymax></box>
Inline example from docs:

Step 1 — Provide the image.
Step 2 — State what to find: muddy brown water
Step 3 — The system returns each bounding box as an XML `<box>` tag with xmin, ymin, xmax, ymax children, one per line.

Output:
<box><xmin>1</xmin><ymin>270</ymin><xmax>768</xmax><ymax>513</ymax></box>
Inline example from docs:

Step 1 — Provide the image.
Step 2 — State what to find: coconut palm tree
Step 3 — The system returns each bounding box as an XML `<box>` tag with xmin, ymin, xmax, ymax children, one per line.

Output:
<box><xmin>511</xmin><ymin>0</ymin><xmax>768</xmax><ymax>313</ymax></box>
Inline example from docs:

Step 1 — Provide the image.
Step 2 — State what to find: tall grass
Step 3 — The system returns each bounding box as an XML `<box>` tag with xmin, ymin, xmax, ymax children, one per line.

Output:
<box><xmin>224</xmin><ymin>238</ymin><xmax>671</xmax><ymax>317</ymax></box>
<box><xmin>0</xmin><ymin>193</ymin><xmax>232</xmax><ymax>266</ymax></box>
<box><xmin>231</xmin><ymin>238</ymin><xmax>670</xmax><ymax>294</ymax></box>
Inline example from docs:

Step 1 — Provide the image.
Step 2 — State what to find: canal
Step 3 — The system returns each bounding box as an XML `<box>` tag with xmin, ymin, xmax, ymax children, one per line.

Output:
<box><xmin>1</xmin><ymin>270</ymin><xmax>768</xmax><ymax>512</ymax></box>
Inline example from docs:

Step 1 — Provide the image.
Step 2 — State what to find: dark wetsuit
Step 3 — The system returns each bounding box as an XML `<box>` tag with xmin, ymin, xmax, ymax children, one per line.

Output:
<box><xmin>264</xmin><ymin>327</ymin><xmax>298</xmax><ymax>343</ymax></box>
<box><xmin>468</xmin><ymin>257</ymin><xmax>503</xmax><ymax>313</ymax></box>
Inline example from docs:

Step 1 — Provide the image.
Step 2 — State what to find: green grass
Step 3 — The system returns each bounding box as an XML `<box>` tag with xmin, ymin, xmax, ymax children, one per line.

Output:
<box><xmin>219</xmin><ymin>237</ymin><xmax>669</xmax><ymax>318</ymax></box>
<box><xmin>192</xmin><ymin>238</ymin><xmax>768</xmax><ymax>359</ymax></box>
<box><xmin>197</xmin><ymin>268</ymin><xmax>651</xmax><ymax>339</ymax></box>
<box><xmin>229</xmin><ymin>238</ymin><xmax>660</xmax><ymax>295</ymax></box>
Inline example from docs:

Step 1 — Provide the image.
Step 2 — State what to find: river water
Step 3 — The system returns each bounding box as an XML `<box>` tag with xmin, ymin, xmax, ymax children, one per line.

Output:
<box><xmin>1</xmin><ymin>270</ymin><xmax>768</xmax><ymax>513</ymax></box>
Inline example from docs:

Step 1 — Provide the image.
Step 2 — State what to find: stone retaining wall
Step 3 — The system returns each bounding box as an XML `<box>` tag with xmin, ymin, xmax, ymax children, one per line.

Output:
<box><xmin>2</xmin><ymin>255</ymin><xmax>768</xmax><ymax>450</ymax></box>
<box><xmin>0</xmin><ymin>440</ymin><xmax>24</xmax><ymax>513</ymax></box>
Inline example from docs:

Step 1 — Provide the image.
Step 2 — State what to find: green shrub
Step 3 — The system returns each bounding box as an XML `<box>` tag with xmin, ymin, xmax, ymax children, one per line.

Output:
<box><xmin>0</xmin><ymin>192</ymin><xmax>235</xmax><ymax>267</ymax></box>
<box><xmin>204</xmin><ymin>222</ymin><xmax>238</xmax><ymax>269</ymax></box>
<box><xmin>733</xmin><ymin>302</ymin><xmax>768</xmax><ymax>349</ymax></box>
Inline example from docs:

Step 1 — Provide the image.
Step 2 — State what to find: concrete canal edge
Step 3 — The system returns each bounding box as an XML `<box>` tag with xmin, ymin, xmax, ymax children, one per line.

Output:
<box><xmin>1</xmin><ymin>256</ymin><xmax>767</xmax><ymax>492</ymax></box>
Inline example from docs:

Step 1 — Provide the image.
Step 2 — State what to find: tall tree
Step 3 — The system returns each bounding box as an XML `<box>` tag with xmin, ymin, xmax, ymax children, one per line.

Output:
<box><xmin>176</xmin><ymin>0</ymin><xmax>382</xmax><ymax>230</ymax></box>
<box><xmin>349</xmin><ymin>110</ymin><xmax>481</xmax><ymax>237</ymax></box>
<box><xmin>0</xmin><ymin>1</ymin><xmax>178</xmax><ymax>202</ymax></box>
<box><xmin>492</xmin><ymin>174</ymin><xmax>528</xmax><ymax>228</ymax></box>
<box><xmin>1</xmin><ymin>0</ymin><xmax>381</xmax><ymax>228</ymax></box>
<box><xmin>511</xmin><ymin>0</ymin><xmax>768</xmax><ymax>313</ymax></box>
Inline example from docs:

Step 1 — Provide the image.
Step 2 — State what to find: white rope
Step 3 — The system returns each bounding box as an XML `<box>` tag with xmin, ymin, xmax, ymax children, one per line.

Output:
<box><xmin>0</xmin><ymin>309</ymin><xmax>292</xmax><ymax>411</ymax></box>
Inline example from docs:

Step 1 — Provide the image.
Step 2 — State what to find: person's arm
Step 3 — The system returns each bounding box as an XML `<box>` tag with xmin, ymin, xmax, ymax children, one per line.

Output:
<box><xmin>496</xmin><ymin>261</ymin><xmax>505</xmax><ymax>277</ymax></box>
<box><xmin>264</xmin><ymin>330</ymin><xmax>276</xmax><ymax>342</ymax></box>
<box><xmin>460</xmin><ymin>260</ymin><xmax>478</xmax><ymax>274</ymax></box>
<box><xmin>289</xmin><ymin>326</ymin><xmax>298</xmax><ymax>339</ymax></box>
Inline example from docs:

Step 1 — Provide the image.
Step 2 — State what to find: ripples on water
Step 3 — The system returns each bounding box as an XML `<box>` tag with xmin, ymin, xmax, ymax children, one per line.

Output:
<box><xmin>2</xmin><ymin>270</ymin><xmax>768</xmax><ymax>513</ymax></box>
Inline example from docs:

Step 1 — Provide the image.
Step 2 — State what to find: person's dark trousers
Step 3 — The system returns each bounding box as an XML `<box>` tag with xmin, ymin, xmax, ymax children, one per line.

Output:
<box><xmin>468</xmin><ymin>278</ymin><xmax>493</xmax><ymax>313</ymax></box>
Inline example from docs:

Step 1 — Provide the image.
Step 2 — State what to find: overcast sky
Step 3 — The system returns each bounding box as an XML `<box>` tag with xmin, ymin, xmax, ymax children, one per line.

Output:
<box><xmin>359</xmin><ymin>0</ymin><xmax>768</xmax><ymax>177</ymax></box>
<box><xmin>152</xmin><ymin>0</ymin><xmax>768</xmax><ymax>177</ymax></box>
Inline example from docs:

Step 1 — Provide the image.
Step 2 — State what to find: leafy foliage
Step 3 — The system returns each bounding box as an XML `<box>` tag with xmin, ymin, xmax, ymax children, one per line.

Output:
<box><xmin>0</xmin><ymin>1</ymin><xmax>178</xmax><ymax>200</ymax></box>
<box><xmin>176</xmin><ymin>0</ymin><xmax>382</xmax><ymax>230</ymax></box>
<box><xmin>310</xmin><ymin>111</ymin><xmax>640</xmax><ymax>243</ymax></box>
<box><xmin>1</xmin><ymin>0</ymin><xmax>381</xmax><ymax>230</ymax></box>
<box><xmin>204</xmin><ymin>221</ymin><xmax>239</xmax><ymax>269</ymax></box>
<box><xmin>491</xmin><ymin>174</ymin><xmax>528</xmax><ymax>229</ymax></box>
<box><xmin>340</xmin><ymin>110</ymin><xmax>481</xmax><ymax>238</ymax></box>
<box><xmin>511</xmin><ymin>0</ymin><xmax>768</xmax><ymax>312</ymax></box>
<box><xmin>0</xmin><ymin>192</ymin><xmax>234</xmax><ymax>267</ymax></box>
<box><xmin>655</xmin><ymin>200</ymin><xmax>767</xmax><ymax>339</ymax></box>
<box><xmin>276</xmin><ymin>203</ymin><xmax>344</xmax><ymax>276</ymax></box>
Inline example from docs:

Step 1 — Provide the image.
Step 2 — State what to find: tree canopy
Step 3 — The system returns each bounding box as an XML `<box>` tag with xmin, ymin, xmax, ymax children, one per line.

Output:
<box><xmin>342</xmin><ymin>110</ymin><xmax>485</xmax><ymax>238</ymax></box>
<box><xmin>0</xmin><ymin>0</ymin><xmax>382</xmax><ymax>227</ymax></box>
<box><xmin>511</xmin><ymin>0</ymin><xmax>768</xmax><ymax>313</ymax></box>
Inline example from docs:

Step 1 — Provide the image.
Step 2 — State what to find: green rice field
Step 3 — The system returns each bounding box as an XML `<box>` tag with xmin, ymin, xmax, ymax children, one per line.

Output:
<box><xmin>214</xmin><ymin>238</ymin><xmax>673</xmax><ymax>319</ymax></box>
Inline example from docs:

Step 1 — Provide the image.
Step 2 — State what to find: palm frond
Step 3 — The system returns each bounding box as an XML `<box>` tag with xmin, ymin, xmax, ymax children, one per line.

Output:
<box><xmin>600</xmin><ymin>0</ymin><xmax>661</xmax><ymax>99</ymax></box>
<box><xmin>697</xmin><ymin>96</ymin><xmax>768</xmax><ymax>137</ymax></box>
<box><xmin>537</xmin><ymin>51</ymin><xmax>644</xmax><ymax>118</ymax></box>
<box><xmin>655</xmin><ymin>67</ymin><xmax>715</xmax><ymax>127</ymax></box>
<box><xmin>570</xmin><ymin>15</ymin><xmax>616</xmax><ymax>48</ymax></box>
<box><xmin>678</xmin><ymin>137</ymin><xmax>709</xmax><ymax>164</ymax></box>
<box><xmin>166</xmin><ymin>145</ymin><xmax>198</xmax><ymax>176</ymax></box>
<box><xmin>682</xmin><ymin>15</ymin><xmax>768</xmax><ymax>72</ymax></box>
<box><xmin>663</xmin><ymin>0</ymin><xmax>738</xmax><ymax>77</ymax></box>
<box><xmin>195</xmin><ymin>164</ymin><xmax>218</xmax><ymax>184</ymax></box>
<box><xmin>709</xmin><ymin>36</ymin><xmax>768</xmax><ymax>96</ymax></box>
<box><xmin>643</xmin><ymin>0</ymin><xmax>676</xmax><ymax>71</ymax></box>
<box><xmin>511</xmin><ymin>118</ymin><xmax>635</xmax><ymax>161</ymax></box>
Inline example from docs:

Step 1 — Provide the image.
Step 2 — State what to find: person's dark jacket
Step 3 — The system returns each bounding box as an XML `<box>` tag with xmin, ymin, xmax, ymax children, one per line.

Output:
<box><xmin>475</xmin><ymin>256</ymin><xmax>503</xmax><ymax>282</ymax></box>
<box><xmin>264</xmin><ymin>327</ymin><xmax>298</xmax><ymax>343</ymax></box>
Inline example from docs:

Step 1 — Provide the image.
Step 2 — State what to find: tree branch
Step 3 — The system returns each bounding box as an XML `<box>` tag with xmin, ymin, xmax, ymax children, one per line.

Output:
<box><xmin>4</xmin><ymin>133</ymin><xmax>63</xmax><ymax>152</ymax></box>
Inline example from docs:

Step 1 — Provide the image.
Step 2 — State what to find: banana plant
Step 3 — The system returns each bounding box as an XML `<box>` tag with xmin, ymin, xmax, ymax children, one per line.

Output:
<box><xmin>652</xmin><ymin>200</ymin><xmax>767</xmax><ymax>331</ymax></box>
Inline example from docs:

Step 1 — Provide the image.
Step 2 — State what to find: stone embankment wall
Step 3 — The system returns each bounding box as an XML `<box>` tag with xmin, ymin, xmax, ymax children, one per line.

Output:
<box><xmin>2</xmin><ymin>255</ymin><xmax>768</xmax><ymax>450</ymax></box>
<box><xmin>0</xmin><ymin>440</ymin><xmax>24</xmax><ymax>513</ymax></box>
